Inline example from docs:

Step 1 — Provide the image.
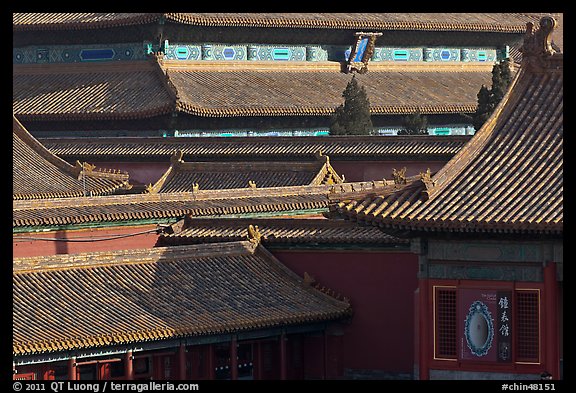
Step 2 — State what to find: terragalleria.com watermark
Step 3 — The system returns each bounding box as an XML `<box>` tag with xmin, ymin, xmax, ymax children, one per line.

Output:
<box><xmin>12</xmin><ymin>381</ymin><xmax>199</xmax><ymax>393</ymax></box>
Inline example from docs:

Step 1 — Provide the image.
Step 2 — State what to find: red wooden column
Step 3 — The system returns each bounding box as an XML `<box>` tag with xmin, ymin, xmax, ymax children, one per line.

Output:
<box><xmin>279</xmin><ymin>333</ymin><xmax>287</xmax><ymax>380</ymax></box>
<box><xmin>230</xmin><ymin>337</ymin><xmax>238</xmax><ymax>380</ymax></box>
<box><xmin>124</xmin><ymin>350</ymin><xmax>134</xmax><ymax>380</ymax></box>
<box><xmin>178</xmin><ymin>344</ymin><xmax>187</xmax><ymax>380</ymax></box>
<box><xmin>12</xmin><ymin>362</ymin><xmax>16</xmax><ymax>380</ymax></box>
<box><xmin>544</xmin><ymin>261</ymin><xmax>560</xmax><ymax>379</ymax></box>
<box><xmin>207</xmin><ymin>344</ymin><xmax>215</xmax><ymax>380</ymax></box>
<box><xmin>68</xmin><ymin>357</ymin><xmax>77</xmax><ymax>380</ymax></box>
<box><xmin>418</xmin><ymin>277</ymin><xmax>430</xmax><ymax>380</ymax></box>
<box><xmin>414</xmin><ymin>238</ymin><xmax>430</xmax><ymax>380</ymax></box>
<box><xmin>323</xmin><ymin>330</ymin><xmax>328</xmax><ymax>380</ymax></box>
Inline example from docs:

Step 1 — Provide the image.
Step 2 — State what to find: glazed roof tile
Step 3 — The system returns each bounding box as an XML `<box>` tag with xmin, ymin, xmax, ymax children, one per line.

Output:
<box><xmin>160</xmin><ymin>217</ymin><xmax>405</xmax><ymax>246</ymax></box>
<box><xmin>13</xmin><ymin>116</ymin><xmax>130</xmax><ymax>200</ymax></box>
<box><xmin>13</xmin><ymin>61</ymin><xmax>175</xmax><ymax>121</ymax></box>
<box><xmin>41</xmin><ymin>135</ymin><xmax>472</xmax><ymax>162</ymax></box>
<box><xmin>13</xmin><ymin>240</ymin><xmax>351</xmax><ymax>356</ymax></box>
<box><xmin>148</xmin><ymin>151</ymin><xmax>342</xmax><ymax>192</ymax></box>
<box><xmin>13</xmin><ymin>181</ymin><xmax>394</xmax><ymax>229</ymax></box>
<box><xmin>13</xmin><ymin>13</ymin><xmax>553</xmax><ymax>33</ymax></box>
<box><xmin>166</xmin><ymin>61</ymin><xmax>495</xmax><ymax>117</ymax></box>
<box><xmin>13</xmin><ymin>60</ymin><xmax>496</xmax><ymax>120</ymax></box>
<box><xmin>329</xmin><ymin>17</ymin><xmax>563</xmax><ymax>236</ymax></box>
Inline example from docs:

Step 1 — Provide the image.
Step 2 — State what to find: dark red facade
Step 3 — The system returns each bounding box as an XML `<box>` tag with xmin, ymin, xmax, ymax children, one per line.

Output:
<box><xmin>275</xmin><ymin>249</ymin><xmax>418</xmax><ymax>377</ymax></box>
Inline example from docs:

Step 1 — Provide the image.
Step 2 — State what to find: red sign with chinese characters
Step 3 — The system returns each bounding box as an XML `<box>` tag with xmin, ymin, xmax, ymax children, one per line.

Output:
<box><xmin>459</xmin><ymin>289</ymin><xmax>512</xmax><ymax>362</ymax></box>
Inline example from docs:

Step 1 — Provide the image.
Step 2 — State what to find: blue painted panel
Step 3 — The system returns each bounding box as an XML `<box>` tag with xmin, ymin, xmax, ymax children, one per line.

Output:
<box><xmin>440</xmin><ymin>49</ymin><xmax>451</xmax><ymax>61</ymax></box>
<box><xmin>353</xmin><ymin>38</ymin><xmax>369</xmax><ymax>62</ymax></box>
<box><xmin>80</xmin><ymin>48</ymin><xmax>115</xmax><ymax>61</ymax></box>
<box><xmin>223</xmin><ymin>48</ymin><xmax>236</xmax><ymax>59</ymax></box>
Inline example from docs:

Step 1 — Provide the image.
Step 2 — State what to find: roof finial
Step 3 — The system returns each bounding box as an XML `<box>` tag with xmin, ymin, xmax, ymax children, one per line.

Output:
<box><xmin>520</xmin><ymin>16</ymin><xmax>558</xmax><ymax>70</ymax></box>
<box><xmin>170</xmin><ymin>150</ymin><xmax>184</xmax><ymax>164</ymax></box>
<box><xmin>392</xmin><ymin>167</ymin><xmax>407</xmax><ymax>185</ymax></box>
<box><xmin>247</xmin><ymin>224</ymin><xmax>262</xmax><ymax>244</ymax></box>
<box><xmin>303</xmin><ymin>272</ymin><xmax>316</xmax><ymax>286</ymax></box>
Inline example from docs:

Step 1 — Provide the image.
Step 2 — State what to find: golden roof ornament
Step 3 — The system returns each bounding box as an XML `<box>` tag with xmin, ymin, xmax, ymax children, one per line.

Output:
<box><xmin>392</xmin><ymin>167</ymin><xmax>407</xmax><ymax>185</ymax></box>
<box><xmin>419</xmin><ymin>168</ymin><xmax>436</xmax><ymax>201</ymax></box>
<box><xmin>247</xmin><ymin>224</ymin><xmax>262</xmax><ymax>244</ymax></box>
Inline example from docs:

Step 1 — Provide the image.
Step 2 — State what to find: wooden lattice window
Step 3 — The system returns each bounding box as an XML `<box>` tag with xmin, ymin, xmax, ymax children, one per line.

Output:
<box><xmin>515</xmin><ymin>290</ymin><xmax>540</xmax><ymax>363</ymax></box>
<box><xmin>435</xmin><ymin>287</ymin><xmax>457</xmax><ymax>359</ymax></box>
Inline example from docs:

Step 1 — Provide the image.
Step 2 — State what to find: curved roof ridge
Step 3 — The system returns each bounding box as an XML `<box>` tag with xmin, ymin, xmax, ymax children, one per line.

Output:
<box><xmin>13</xmin><ymin>115</ymin><xmax>131</xmax><ymax>200</ymax></box>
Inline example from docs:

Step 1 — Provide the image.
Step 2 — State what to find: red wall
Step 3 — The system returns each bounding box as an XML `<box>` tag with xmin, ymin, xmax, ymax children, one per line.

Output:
<box><xmin>13</xmin><ymin>225</ymin><xmax>160</xmax><ymax>258</ymax></box>
<box><xmin>90</xmin><ymin>161</ymin><xmax>447</xmax><ymax>187</ymax></box>
<box><xmin>273</xmin><ymin>249</ymin><xmax>418</xmax><ymax>375</ymax></box>
<box><xmin>94</xmin><ymin>162</ymin><xmax>170</xmax><ymax>187</ymax></box>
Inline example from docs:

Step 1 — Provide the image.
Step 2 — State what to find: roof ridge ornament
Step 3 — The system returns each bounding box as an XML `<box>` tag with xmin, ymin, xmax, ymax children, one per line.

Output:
<box><xmin>392</xmin><ymin>167</ymin><xmax>407</xmax><ymax>185</ymax></box>
<box><xmin>170</xmin><ymin>150</ymin><xmax>184</xmax><ymax>164</ymax></box>
<box><xmin>315</xmin><ymin>150</ymin><xmax>329</xmax><ymax>164</ymax></box>
<box><xmin>419</xmin><ymin>168</ymin><xmax>436</xmax><ymax>201</ymax></box>
<box><xmin>520</xmin><ymin>16</ymin><xmax>559</xmax><ymax>71</ymax></box>
<box><xmin>303</xmin><ymin>271</ymin><xmax>316</xmax><ymax>286</ymax></box>
<box><xmin>247</xmin><ymin>224</ymin><xmax>262</xmax><ymax>244</ymax></box>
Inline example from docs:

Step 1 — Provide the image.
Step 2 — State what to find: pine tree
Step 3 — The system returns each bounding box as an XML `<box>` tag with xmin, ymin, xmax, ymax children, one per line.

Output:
<box><xmin>397</xmin><ymin>110</ymin><xmax>429</xmax><ymax>135</ymax></box>
<box><xmin>330</xmin><ymin>75</ymin><xmax>373</xmax><ymax>135</ymax></box>
<box><xmin>472</xmin><ymin>59</ymin><xmax>512</xmax><ymax>131</ymax></box>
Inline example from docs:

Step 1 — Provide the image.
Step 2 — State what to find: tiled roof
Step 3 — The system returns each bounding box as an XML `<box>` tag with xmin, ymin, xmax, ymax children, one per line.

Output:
<box><xmin>13</xmin><ymin>181</ymin><xmax>392</xmax><ymax>229</ymax></box>
<box><xmin>148</xmin><ymin>151</ymin><xmax>342</xmax><ymax>192</ymax></box>
<box><xmin>41</xmin><ymin>135</ymin><xmax>472</xmax><ymax>162</ymax></box>
<box><xmin>329</xmin><ymin>18</ymin><xmax>563</xmax><ymax>236</ymax></box>
<box><xmin>13</xmin><ymin>61</ymin><xmax>175</xmax><ymax>121</ymax></box>
<box><xmin>159</xmin><ymin>217</ymin><xmax>405</xmax><ymax>246</ymax></box>
<box><xmin>163</xmin><ymin>13</ymin><xmax>550</xmax><ymax>33</ymax></box>
<box><xmin>166</xmin><ymin>61</ymin><xmax>495</xmax><ymax>117</ymax></box>
<box><xmin>12</xmin><ymin>13</ymin><xmax>160</xmax><ymax>31</ymax></box>
<box><xmin>13</xmin><ymin>59</ymin><xmax>496</xmax><ymax>121</ymax></box>
<box><xmin>13</xmin><ymin>116</ymin><xmax>131</xmax><ymax>200</ymax></box>
<box><xmin>13</xmin><ymin>13</ymin><xmax>551</xmax><ymax>33</ymax></box>
<box><xmin>13</xmin><ymin>240</ymin><xmax>352</xmax><ymax>356</ymax></box>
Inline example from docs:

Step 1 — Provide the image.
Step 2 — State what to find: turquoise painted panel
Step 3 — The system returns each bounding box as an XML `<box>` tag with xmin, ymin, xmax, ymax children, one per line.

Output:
<box><xmin>306</xmin><ymin>45</ymin><xmax>329</xmax><ymax>61</ymax></box>
<box><xmin>174</xmin><ymin>128</ymin><xmax>330</xmax><ymax>137</ymax></box>
<box><xmin>372</xmin><ymin>47</ymin><xmax>423</xmax><ymax>62</ymax></box>
<box><xmin>461</xmin><ymin>48</ymin><xmax>498</xmax><ymax>62</ymax></box>
<box><xmin>164</xmin><ymin>44</ymin><xmax>202</xmax><ymax>60</ymax></box>
<box><xmin>273</xmin><ymin>48</ymin><xmax>291</xmax><ymax>60</ymax></box>
<box><xmin>248</xmin><ymin>44</ymin><xmax>306</xmax><ymax>61</ymax></box>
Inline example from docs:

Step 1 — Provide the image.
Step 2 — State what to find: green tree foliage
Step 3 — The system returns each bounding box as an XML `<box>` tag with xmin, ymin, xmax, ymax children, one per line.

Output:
<box><xmin>472</xmin><ymin>59</ymin><xmax>512</xmax><ymax>131</ymax></box>
<box><xmin>397</xmin><ymin>110</ymin><xmax>429</xmax><ymax>135</ymax></box>
<box><xmin>330</xmin><ymin>75</ymin><xmax>374</xmax><ymax>135</ymax></box>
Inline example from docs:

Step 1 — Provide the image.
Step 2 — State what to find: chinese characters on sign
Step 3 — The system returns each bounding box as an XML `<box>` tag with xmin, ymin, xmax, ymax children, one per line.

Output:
<box><xmin>497</xmin><ymin>291</ymin><xmax>512</xmax><ymax>362</ymax></box>
<box><xmin>459</xmin><ymin>289</ymin><xmax>512</xmax><ymax>362</ymax></box>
